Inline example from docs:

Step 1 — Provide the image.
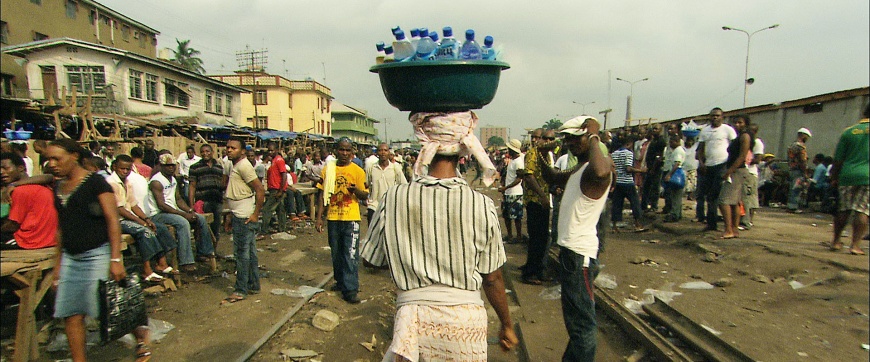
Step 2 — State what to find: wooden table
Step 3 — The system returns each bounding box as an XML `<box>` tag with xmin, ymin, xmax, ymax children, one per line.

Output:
<box><xmin>294</xmin><ymin>183</ymin><xmax>319</xmax><ymax>218</ymax></box>
<box><xmin>1</xmin><ymin>248</ymin><xmax>57</xmax><ymax>362</ymax></box>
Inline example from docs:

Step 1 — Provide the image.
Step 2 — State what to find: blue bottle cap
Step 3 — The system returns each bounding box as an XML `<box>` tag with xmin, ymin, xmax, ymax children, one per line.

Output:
<box><xmin>484</xmin><ymin>36</ymin><xmax>494</xmax><ymax>47</ymax></box>
<box><xmin>410</xmin><ymin>28</ymin><xmax>419</xmax><ymax>37</ymax></box>
<box><xmin>391</xmin><ymin>26</ymin><xmax>401</xmax><ymax>35</ymax></box>
<box><xmin>443</xmin><ymin>27</ymin><xmax>453</xmax><ymax>37</ymax></box>
<box><xmin>376</xmin><ymin>42</ymin><xmax>385</xmax><ymax>51</ymax></box>
<box><xmin>384</xmin><ymin>45</ymin><xmax>394</xmax><ymax>54</ymax></box>
<box><xmin>429</xmin><ymin>31</ymin><xmax>439</xmax><ymax>42</ymax></box>
<box><xmin>465</xmin><ymin>29</ymin><xmax>475</xmax><ymax>41</ymax></box>
<box><xmin>394</xmin><ymin>30</ymin><xmax>406</xmax><ymax>40</ymax></box>
<box><xmin>419</xmin><ymin>28</ymin><xmax>429</xmax><ymax>37</ymax></box>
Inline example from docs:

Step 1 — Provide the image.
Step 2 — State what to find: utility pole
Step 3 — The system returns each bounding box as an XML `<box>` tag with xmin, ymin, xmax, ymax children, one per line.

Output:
<box><xmin>382</xmin><ymin>118</ymin><xmax>389</xmax><ymax>144</ymax></box>
<box><xmin>236</xmin><ymin>47</ymin><xmax>268</xmax><ymax>130</ymax></box>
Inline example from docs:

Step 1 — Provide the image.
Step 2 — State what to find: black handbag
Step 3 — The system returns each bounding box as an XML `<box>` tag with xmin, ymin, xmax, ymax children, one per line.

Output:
<box><xmin>98</xmin><ymin>272</ymin><xmax>148</xmax><ymax>343</ymax></box>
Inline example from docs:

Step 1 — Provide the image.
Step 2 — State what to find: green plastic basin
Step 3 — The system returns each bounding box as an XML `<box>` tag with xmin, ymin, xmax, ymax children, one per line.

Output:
<box><xmin>369</xmin><ymin>60</ymin><xmax>510</xmax><ymax>112</ymax></box>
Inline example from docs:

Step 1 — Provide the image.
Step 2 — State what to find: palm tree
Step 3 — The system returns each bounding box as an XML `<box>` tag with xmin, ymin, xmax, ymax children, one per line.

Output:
<box><xmin>171</xmin><ymin>39</ymin><xmax>206</xmax><ymax>74</ymax></box>
<box><xmin>542</xmin><ymin>118</ymin><xmax>562</xmax><ymax>130</ymax></box>
<box><xmin>487</xmin><ymin>136</ymin><xmax>505</xmax><ymax>147</ymax></box>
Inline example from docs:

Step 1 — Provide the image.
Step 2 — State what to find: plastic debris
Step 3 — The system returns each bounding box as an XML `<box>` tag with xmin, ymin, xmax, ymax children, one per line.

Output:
<box><xmin>594</xmin><ymin>273</ymin><xmax>618</xmax><ymax>290</ymax></box>
<box><xmin>679</xmin><ymin>281</ymin><xmax>715</xmax><ymax>290</ymax></box>
<box><xmin>539</xmin><ymin>285</ymin><xmax>561</xmax><ymax>300</ymax></box>
<box><xmin>272</xmin><ymin>232</ymin><xmax>298</xmax><ymax>240</ymax></box>
<box><xmin>271</xmin><ymin>286</ymin><xmax>324</xmax><ymax>298</ymax></box>
<box><xmin>862</xmin><ymin>344</ymin><xmax>869</xmax><ymax>350</ymax></box>
<box><xmin>700</xmin><ymin>324</ymin><xmax>722</xmax><ymax>335</ymax></box>
<box><xmin>789</xmin><ymin>281</ymin><xmax>805</xmax><ymax>289</ymax></box>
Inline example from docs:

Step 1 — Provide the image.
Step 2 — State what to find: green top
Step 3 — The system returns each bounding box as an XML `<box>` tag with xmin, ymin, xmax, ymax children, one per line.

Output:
<box><xmin>834</xmin><ymin>119</ymin><xmax>869</xmax><ymax>186</ymax></box>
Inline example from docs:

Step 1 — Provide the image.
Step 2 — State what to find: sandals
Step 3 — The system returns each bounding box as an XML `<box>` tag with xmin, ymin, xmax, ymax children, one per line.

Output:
<box><xmin>135</xmin><ymin>342</ymin><xmax>152</xmax><ymax>362</ymax></box>
<box><xmin>144</xmin><ymin>273</ymin><xmax>165</xmax><ymax>283</ymax></box>
<box><xmin>221</xmin><ymin>293</ymin><xmax>245</xmax><ymax>305</ymax></box>
<box><xmin>160</xmin><ymin>266</ymin><xmax>180</xmax><ymax>275</ymax></box>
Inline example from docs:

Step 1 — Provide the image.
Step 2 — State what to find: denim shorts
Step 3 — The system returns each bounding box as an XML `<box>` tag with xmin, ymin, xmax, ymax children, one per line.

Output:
<box><xmin>54</xmin><ymin>244</ymin><xmax>110</xmax><ymax>319</ymax></box>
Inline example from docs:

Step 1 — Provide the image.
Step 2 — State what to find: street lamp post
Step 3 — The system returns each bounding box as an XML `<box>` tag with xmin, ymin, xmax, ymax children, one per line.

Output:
<box><xmin>615</xmin><ymin>77</ymin><xmax>649</xmax><ymax>123</ymax></box>
<box><xmin>572</xmin><ymin>100</ymin><xmax>596</xmax><ymax>115</ymax></box>
<box><xmin>722</xmin><ymin>24</ymin><xmax>780</xmax><ymax>108</ymax></box>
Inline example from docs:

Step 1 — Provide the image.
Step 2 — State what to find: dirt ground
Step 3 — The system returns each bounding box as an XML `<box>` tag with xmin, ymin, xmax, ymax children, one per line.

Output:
<box><xmin>2</xmin><ymin>176</ymin><xmax>868</xmax><ymax>362</ymax></box>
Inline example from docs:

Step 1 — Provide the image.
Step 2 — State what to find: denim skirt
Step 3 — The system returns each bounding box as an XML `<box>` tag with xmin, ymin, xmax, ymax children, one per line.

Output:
<box><xmin>54</xmin><ymin>244</ymin><xmax>110</xmax><ymax>319</ymax></box>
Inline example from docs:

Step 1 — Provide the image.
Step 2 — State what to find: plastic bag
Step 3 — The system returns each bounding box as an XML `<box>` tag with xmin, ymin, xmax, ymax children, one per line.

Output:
<box><xmin>99</xmin><ymin>273</ymin><xmax>148</xmax><ymax>343</ymax></box>
<box><xmin>594</xmin><ymin>273</ymin><xmax>617</xmax><ymax>290</ymax></box>
<box><xmin>539</xmin><ymin>285</ymin><xmax>562</xmax><ymax>300</ymax></box>
<box><xmin>667</xmin><ymin>168</ymin><xmax>686</xmax><ymax>189</ymax></box>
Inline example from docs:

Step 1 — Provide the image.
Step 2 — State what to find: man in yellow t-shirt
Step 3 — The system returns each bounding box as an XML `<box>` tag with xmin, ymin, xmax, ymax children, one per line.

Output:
<box><xmin>316</xmin><ymin>138</ymin><xmax>369</xmax><ymax>304</ymax></box>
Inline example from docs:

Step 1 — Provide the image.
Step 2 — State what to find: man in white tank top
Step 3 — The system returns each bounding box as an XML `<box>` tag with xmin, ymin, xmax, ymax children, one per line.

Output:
<box><xmin>539</xmin><ymin>116</ymin><xmax>612</xmax><ymax>361</ymax></box>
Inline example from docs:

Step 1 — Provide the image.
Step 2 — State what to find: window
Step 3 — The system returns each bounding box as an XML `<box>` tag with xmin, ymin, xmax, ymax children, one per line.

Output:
<box><xmin>89</xmin><ymin>10</ymin><xmax>95</xmax><ymax>25</ymax></box>
<box><xmin>121</xmin><ymin>25</ymin><xmax>130</xmax><ymax>41</ymax></box>
<box><xmin>128</xmin><ymin>69</ymin><xmax>142</xmax><ymax>99</ymax></box>
<box><xmin>145</xmin><ymin>74</ymin><xmax>158</xmax><ymax>101</ymax></box>
<box><xmin>205</xmin><ymin>90</ymin><xmax>214</xmax><ymax>112</ymax></box>
<box><xmin>254</xmin><ymin>90</ymin><xmax>267</xmax><ymax>105</ymax></box>
<box><xmin>65</xmin><ymin>0</ymin><xmax>77</xmax><ymax>19</ymax></box>
<box><xmin>1</xmin><ymin>21</ymin><xmax>8</xmax><ymax>44</ymax></box>
<box><xmin>248</xmin><ymin>116</ymin><xmax>268</xmax><ymax>129</ymax></box>
<box><xmin>66</xmin><ymin>65</ymin><xmax>106</xmax><ymax>95</ymax></box>
<box><xmin>164</xmin><ymin>79</ymin><xmax>189</xmax><ymax>108</ymax></box>
<box><xmin>289</xmin><ymin>118</ymin><xmax>294</xmax><ymax>131</ymax></box>
<box><xmin>288</xmin><ymin>94</ymin><xmax>293</xmax><ymax>108</ymax></box>
<box><xmin>33</xmin><ymin>32</ymin><xmax>49</xmax><ymax>41</ymax></box>
<box><xmin>225</xmin><ymin>95</ymin><xmax>232</xmax><ymax>116</ymax></box>
<box><xmin>215</xmin><ymin>92</ymin><xmax>222</xmax><ymax>114</ymax></box>
<box><xmin>100</xmin><ymin>15</ymin><xmax>110</xmax><ymax>25</ymax></box>
<box><xmin>803</xmin><ymin>102</ymin><xmax>823</xmax><ymax>114</ymax></box>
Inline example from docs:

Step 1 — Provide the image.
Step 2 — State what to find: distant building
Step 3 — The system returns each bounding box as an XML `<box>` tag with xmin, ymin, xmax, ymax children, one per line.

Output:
<box><xmin>211</xmin><ymin>71</ymin><xmax>333</xmax><ymax>135</ymax></box>
<box><xmin>2</xmin><ymin>38</ymin><xmax>246</xmax><ymax>126</ymax></box>
<box><xmin>1</xmin><ymin>0</ymin><xmax>159</xmax><ymax>98</ymax></box>
<box><xmin>479</xmin><ymin>126</ymin><xmax>508</xmax><ymax>146</ymax></box>
<box><xmin>330</xmin><ymin>102</ymin><xmax>379</xmax><ymax>145</ymax></box>
<box><xmin>666</xmin><ymin>87</ymin><xmax>869</xmax><ymax>159</ymax></box>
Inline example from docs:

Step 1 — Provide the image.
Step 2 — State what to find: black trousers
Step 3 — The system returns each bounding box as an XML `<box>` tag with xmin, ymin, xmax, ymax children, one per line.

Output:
<box><xmin>523</xmin><ymin>201</ymin><xmax>550</xmax><ymax>278</ymax></box>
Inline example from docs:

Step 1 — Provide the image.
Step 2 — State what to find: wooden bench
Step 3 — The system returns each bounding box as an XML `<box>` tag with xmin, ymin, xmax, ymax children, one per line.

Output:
<box><xmin>1</xmin><ymin>248</ymin><xmax>56</xmax><ymax>362</ymax></box>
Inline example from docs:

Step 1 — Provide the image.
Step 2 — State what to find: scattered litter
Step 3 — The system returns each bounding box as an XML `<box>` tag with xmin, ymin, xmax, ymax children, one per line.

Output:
<box><xmin>797</xmin><ymin>352</ymin><xmax>808</xmax><ymax>357</ymax></box>
<box><xmin>862</xmin><ymin>344</ymin><xmax>869</xmax><ymax>350</ymax></box>
<box><xmin>272</xmin><ymin>232</ymin><xmax>298</xmax><ymax>240</ymax></box>
<box><xmin>221</xmin><ymin>271</ymin><xmax>231</xmax><ymax>279</ymax></box>
<box><xmin>641</xmin><ymin>239</ymin><xmax>661</xmax><ymax>244</ymax></box>
<box><xmin>679</xmin><ymin>281</ymin><xmax>715</xmax><ymax>290</ymax></box>
<box><xmin>280</xmin><ymin>348</ymin><xmax>318</xmax><ymax>360</ymax></box>
<box><xmin>700</xmin><ymin>324</ymin><xmax>722</xmax><ymax>335</ymax></box>
<box><xmin>505</xmin><ymin>289</ymin><xmax>512</xmax><ymax>294</ymax></box>
<box><xmin>539</xmin><ymin>285</ymin><xmax>562</xmax><ymax>300</ymax></box>
<box><xmin>359</xmin><ymin>334</ymin><xmax>377</xmax><ymax>352</ymax></box>
<box><xmin>321</xmin><ymin>246</ymin><xmax>331</xmax><ymax>250</ymax></box>
<box><xmin>702</xmin><ymin>252</ymin><xmax>719</xmax><ymax>263</ymax></box>
<box><xmin>713</xmin><ymin>278</ymin><xmax>734</xmax><ymax>287</ymax></box>
<box><xmin>623</xmin><ymin>298</ymin><xmax>646</xmax><ymax>314</ymax></box>
<box><xmin>644</xmin><ymin>284</ymin><xmax>682</xmax><ymax>304</ymax></box>
<box><xmin>811</xmin><ymin>223</ymin><xmax>817</xmax><ymax>227</ymax></box>
<box><xmin>256</xmin><ymin>248</ymin><xmax>265</xmax><ymax>252</ymax></box>
<box><xmin>751</xmin><ymin>274</ymin><xmax>771</xmax><ymax>284</ymax></box>
<box><xmin>118</xmin><ymin>319</ymin><xmax>175</xmax><ymax>347</ymax></box>
<box><xmin>789</xmin><ymin>281</ymin><xmax>805</xmax><ymax>289</ymax></box>
<box><xmin>594</xmin><ymin>273</ymin><xmax>617</xmax><ymax>290</ymax></box>
<box><xmin>629</xmin><ymin>285</ymin><xmax>638</xmax><ymax>289</ymax></box>
<box><xmin>270</xmin><ymin>286</ymin><xmax>324</xmax><ymax>298</ymax></box>
<box><xmin>312</xmin><ymin>309</ymin><xmax>340</xmax><ymax>331</ymax></box>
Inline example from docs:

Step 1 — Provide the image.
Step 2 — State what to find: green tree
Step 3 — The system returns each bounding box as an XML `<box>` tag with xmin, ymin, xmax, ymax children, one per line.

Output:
<box><xmin>171</xmin><ymin>39</ymin><xmax>206</xmax><ymax>74</ymax></box>
<box><xmin>487</xmin><ymin>136</ymin><xmax>506</xmax><ymax>147</ymax></box>
<box><xmin>543</xmin><ymin>118</ymin><xmax>562</xmax><ymax>130</ymax></box>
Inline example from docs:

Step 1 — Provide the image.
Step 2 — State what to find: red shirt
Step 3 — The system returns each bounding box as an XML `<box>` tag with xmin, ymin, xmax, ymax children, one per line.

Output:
<box><xmin>267</xmin><ymin>155</ymin><xmax>287</xmax><ymax>191</ymax></box>
<box><xmin>134</xmin><ymin>162</ymin><xmax>152</xmax><ymax>178</ymax></box>
<box><xmin>8</xmin><ymin>185</ymin><xmax>58</xmax><ymax>249</ymax></box>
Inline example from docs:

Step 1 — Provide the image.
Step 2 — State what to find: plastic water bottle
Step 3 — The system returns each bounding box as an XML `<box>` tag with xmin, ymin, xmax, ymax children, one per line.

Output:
<box><xmin>429</xmin><ymin>31</ymin><xmax>440</xmax><ymax>44</ymax></box>
<box><xmin>384</xmin><ymin>45</ymin><xmax>395</xmax><ymax>63</ymax></box>
<box><xmin>375</xmin><ymin>42</ymin><xmax>386</xmax><ymax>64</ymax></box>
<box><xmin>481</xmin><ymin>36</ymin><xmax>496</xmax><ymax>60</ymax></box>
<box><xmin>410</xmin><ymin>28</ymin><xmax>421</xmax><ymax>49</ymax></box>
<box><xmin>392</xmin><ymin>30</ymin><xmax>415</xmax><ymax>62</ymax></box>
<box><xmin>415</xmin><ymin>29</ymin><xmax>437</xmax><ymax>61</ymax></box>
<box><xmin>435</xmin><ymin>26</ymin><xmax>458</xmax><ymax>60</ymax></box>
<box><xmin>459</xmin><ymin>29</ymin><xmax>482</xmax><ymax>60</ymax></box>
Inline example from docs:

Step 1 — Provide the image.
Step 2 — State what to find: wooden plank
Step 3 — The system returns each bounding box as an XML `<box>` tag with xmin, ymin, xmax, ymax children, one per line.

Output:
<box><xmin>12</xmin><ymin>270</ymin><xmax>38</xmax><ymax>362</ymax></box>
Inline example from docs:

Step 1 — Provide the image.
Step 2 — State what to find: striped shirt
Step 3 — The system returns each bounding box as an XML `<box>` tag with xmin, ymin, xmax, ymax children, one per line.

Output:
<box><xmin>360</xmin><ymin>176</ymin><xmax>506</xmax><ymax>291</ymax></box>
<box><xmin>611</xmin><ymin>148</ymin><xmax>635</xmax><ymax>185</ymax></box>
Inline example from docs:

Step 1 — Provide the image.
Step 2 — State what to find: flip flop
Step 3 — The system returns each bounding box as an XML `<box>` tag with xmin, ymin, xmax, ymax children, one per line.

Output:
<box><xmin>849</xmin><ymin>249</ymin><xmax>866</xmax><ymax>256</ymax></box>
<box><xmin>829</xmin><ymin>242</ymin><xmax>844</xmax><ymax>251</ymax></box>
<box><xmin>144</xmin><ymin>273</ymin><xmax>165</xmax><ymax>283</ymax></box>
<box><xmin>221</xmin><ymin>293</ymin><xmax>245</xmax><ymax>305</ymax></box>
<box><xmin>720</xmin><ymin>235</ymin><xmax>738</xmax><ymax>240</ymax></box>
<box><xmin>634</xmin><ymin>227</ymin><xmax>649</xmax><ymax>233</ymax></box>
<box><xmin>160</xmin><ymin>266</ymin><xmax>180</xmax><ymax>275</ymax></box>
<box><xmin>135</xmin><ymin>342</ymin><xmax>152</xmax><ymax>362</ymax></box>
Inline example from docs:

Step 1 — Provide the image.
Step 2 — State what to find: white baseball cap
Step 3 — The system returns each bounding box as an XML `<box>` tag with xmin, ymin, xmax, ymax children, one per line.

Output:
<box><xmin>559</xmin><ymin>116</ymin><xmax>597</xmax><ymax>136</ymax></box>
<box><xmin>797</xmin><ymin>127</ymin><xmax>812</xmax><ymax>137</ymax></box>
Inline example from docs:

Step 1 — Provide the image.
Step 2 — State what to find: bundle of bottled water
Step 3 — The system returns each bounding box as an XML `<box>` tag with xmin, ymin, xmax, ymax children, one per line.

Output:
<box><xmin>375</xmin><ymin>26</ymin><xmax>503</xmax><ymax>64</ymax></box>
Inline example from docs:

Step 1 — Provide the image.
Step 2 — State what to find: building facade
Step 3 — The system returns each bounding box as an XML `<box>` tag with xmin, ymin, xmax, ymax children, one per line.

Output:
<box><xmin>479</xmin><ymin>126</ymin><xmax>508</xmax><ymax>146</ymax></box>
<box><xmin>210</xmin><ymin>72</ymin><xmax>333</xmax><ymax>136</ymax></box>
<box><xmin>2</xmin><ymin>38</ymin><xmax>246</xmax><ymax>125</ymax></box>
<box><xmin>330</xmin><ymin>102</ymin><xmax>379</xmax><ymax>145</ymax></box>
<box><xmin>1</xmin><ymin>0</ymin><xmax>159</xmax><ymax>98</ymax></box>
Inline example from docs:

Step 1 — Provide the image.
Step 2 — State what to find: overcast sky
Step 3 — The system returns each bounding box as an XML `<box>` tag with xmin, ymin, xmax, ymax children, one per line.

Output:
<box><xmin>99</xmin><ymin>0</ymin><xmax>869</xmax><ymax>141</ymax></box>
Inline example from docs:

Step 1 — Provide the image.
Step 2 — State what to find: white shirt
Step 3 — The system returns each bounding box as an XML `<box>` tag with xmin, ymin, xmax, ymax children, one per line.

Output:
<box><xmin>683</xmin><ymin>143</ymin><xmax>699</xmax><ymax>172</ymax></box>
<box><xmin>746</xmin><ymin>138</ymin><xmax>765</xmax><ymax>176</ymax></box>
<box><xmin>699</xmin><ymin>124</ymin><xmax>737</xmax><ymax>166</ymax></box>
<box><xmin>557</xmin><ymin>163</ymin><xmax>611</xmax><ymax>263</ymax></box>
<box><xmin>554</xmin><ymin>154</ymin><xmax>570</xmax><ymax>171</ymax></box>
<box><xmin>126</xmin><ymin>171</ymin><xmax>150</xmax><ymax>209</ymax></box>
<box><xmin>663</xmin><ymin>145</ymin><xmax>686</xmax><ymax>172</ymax></box>
<box><xmin>364</xmin><ymin>154</ymin><xmax>379</xmax><ymax>171</ymax></box>
<box><xmin>504</xmin><ymin>155</ymin><xmax>525</xmax><ymax>196</ymax></box>
<box><xmin>366</xmin><ymin>161</ymin><xmax>408</xmax><ymax>210</ymax></box>
<box><xmin>145</xmin><ymin>172</ymin><xmax>178</xmax><ymax>217</ymax></box>
<box><xmin>23</xmin><ymin>156</ymin><xmax>34</xmax><ymax>177</ymax></box>
<box><xmin>177</xmin><ymin>153</ymin><xmax>201</xmax><ymax>178</ymax></box>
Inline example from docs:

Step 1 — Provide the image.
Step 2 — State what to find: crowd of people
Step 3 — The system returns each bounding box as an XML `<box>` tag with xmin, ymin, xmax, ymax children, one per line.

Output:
<box><xmin>0</xmin><ymin>104</ymin><xmax>866</xmax><ymax>361</ymax></box>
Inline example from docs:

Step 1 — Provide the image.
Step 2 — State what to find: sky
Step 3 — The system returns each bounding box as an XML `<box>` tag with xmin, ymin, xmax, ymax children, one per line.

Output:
<box><xmin>98</xmin><ymin>0</ymin><xmax>870</xmax><ymax>141</ymax></box>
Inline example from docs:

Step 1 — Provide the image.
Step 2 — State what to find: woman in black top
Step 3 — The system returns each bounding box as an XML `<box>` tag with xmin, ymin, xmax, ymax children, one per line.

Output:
<box><xmin>719</xmin><ymin>115</ymin><xmax>755</xmax><ymax>239</ymax></box>
<box><xmin>46</xmin><ymin>139</ymin><xmax>151</xmax><ymax>361</ymax></box>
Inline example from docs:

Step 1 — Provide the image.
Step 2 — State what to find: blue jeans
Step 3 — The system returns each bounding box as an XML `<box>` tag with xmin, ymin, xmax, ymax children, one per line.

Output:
<box><xmin>327</xmin><ymin>221</ymin><xmax>360</xmax><ymax>298</ymax></box>
<box><xmin>151</xmin><ymin>212</ymin><xmax>214</xmax><ymax>265</ymax></box>
<box><xmin>285</xmin><ymin>189</ymin><xmax>307</xmax><ymax>215</ymax></box>
<box><xmin>262</xmin><ymin>190</ymin><xmax>287</xmax><ymax>233</ymax></box>
<box><xmin>788</xmin><ymin>170</ymin><xmax>806</xmax><ymax>210</ymax></box>
<box><xmin>120</xmin><ymin>220</ymin><xmax>176</xmax><ymax>262</ymax></box>
<box><xmin>559</xmin><ymin>247</ymin><xmax>599</xmax><ymax>362</ymax></box>
<box><xmin>232</xmin><ymin>217</ymin><xmax>260</xmax><ymax>295</ymax></box>
<box><xmin>201</xmin><ymin>200</ymin><xmax>223</xmax><ymax>243</ymax></box>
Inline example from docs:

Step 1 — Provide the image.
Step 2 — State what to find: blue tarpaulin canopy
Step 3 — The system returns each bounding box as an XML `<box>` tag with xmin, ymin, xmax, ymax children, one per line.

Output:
<box><xmin>256</xmin><ymin>130</ymin><xmax>298</xmax><ymax>140</ymax></box>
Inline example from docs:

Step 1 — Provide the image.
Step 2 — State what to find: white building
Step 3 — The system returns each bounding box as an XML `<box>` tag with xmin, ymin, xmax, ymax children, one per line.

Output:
<box><xmin>2</xmin><ymin>37</ymin><xmax>247</xmax><ymax>125</ymax></box>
